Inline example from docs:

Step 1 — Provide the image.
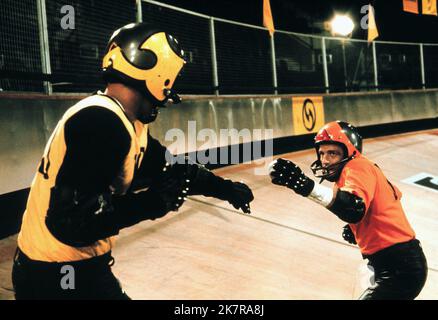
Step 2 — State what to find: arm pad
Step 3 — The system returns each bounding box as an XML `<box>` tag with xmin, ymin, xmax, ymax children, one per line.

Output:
<box><xmin>327</xmin><ymin>190</ymin><xmax>366</xmax><ymax>223</ymax></box>
<box><xmin>45</xmin><ymin>186</ymin><xmax>169</xmax><ymax>247</ymax></box>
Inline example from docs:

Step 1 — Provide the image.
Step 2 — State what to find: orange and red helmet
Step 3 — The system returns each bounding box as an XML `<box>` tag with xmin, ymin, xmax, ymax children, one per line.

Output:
<box><xmin>311</xmin><ymin>121</ymin><xmax>363</xmax><ymax>181</ymax></box>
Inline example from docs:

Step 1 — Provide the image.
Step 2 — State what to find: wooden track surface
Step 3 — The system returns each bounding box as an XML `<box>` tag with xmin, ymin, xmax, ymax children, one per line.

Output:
<box><xmin>1</xmin><ymin>129</ymin><xmax>437</xmax><ymax>299</ymax></box>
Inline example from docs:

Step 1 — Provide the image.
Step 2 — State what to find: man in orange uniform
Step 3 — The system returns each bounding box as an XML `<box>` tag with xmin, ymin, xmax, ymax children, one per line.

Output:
<box><xmin>269</xmin><ymin>120</ymin><xmax>427</xmax><ymax>299</ymax></box>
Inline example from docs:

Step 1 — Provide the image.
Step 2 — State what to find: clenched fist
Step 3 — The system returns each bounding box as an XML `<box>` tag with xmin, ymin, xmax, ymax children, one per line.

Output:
<box><xmin>268</xmin><ymin>158</ymin><xmax>315</xmax><ymax>197</ymax></box>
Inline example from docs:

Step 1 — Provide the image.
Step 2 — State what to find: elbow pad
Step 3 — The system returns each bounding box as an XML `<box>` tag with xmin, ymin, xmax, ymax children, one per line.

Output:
<box><xmin>327</xmin><ymin>190</ymin><xmax>366</xmax><ymax>224</ymax></box>
<box><xmin>45</xmin><ymin>186</ymin><xmax>116</xmax><ymax>247</ymax></box>
<box><xmin>45</xmin><ymin>185</ymin><xmax>169</xmax><ymax>247</ymax></box>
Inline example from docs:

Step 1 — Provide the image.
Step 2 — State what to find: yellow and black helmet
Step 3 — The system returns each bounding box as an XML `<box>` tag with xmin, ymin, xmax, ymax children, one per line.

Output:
<box><xmin>102</xmin><ymin>22</ymin><xmax>186</xmax><ymax>106</ymax></box>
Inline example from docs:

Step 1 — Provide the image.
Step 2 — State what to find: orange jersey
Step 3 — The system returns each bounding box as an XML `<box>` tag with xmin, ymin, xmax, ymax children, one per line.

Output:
<box><xmin>336</xmin><ymin>155</ymin><xmax>415</xmax><ymax>256</ymax></box>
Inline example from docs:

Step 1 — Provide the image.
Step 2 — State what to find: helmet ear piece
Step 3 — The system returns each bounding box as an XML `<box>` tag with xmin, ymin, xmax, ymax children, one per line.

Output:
<box><xmin>336</xmin><ymin>121</ymin><xmax>362</xmax><ymax>155</ymax></box>
<box><xmin>163</xmin><ymin>88</ymin><xmax>181</xmax><ymax>104</ymax></box>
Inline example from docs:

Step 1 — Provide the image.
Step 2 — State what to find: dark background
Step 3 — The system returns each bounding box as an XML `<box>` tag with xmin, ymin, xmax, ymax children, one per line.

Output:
<box><xmin>158</xmin><ymin>0</ymin><xmax>438</xmax><ymax>43</ymax></box>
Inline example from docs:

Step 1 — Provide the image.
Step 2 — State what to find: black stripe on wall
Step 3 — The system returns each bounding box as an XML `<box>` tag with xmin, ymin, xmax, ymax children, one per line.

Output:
<box><xmin>1</xmin><ymin>118</ymin><xmax>436</xmax><ymax>240</ymax></box>
<box><xmin>0</xmin><ymin>188</ymin><xmax>29</xmax><ymax>239</ymax></box>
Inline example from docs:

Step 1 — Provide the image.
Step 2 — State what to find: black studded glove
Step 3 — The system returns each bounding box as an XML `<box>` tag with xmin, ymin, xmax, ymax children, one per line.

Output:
<box><xmin>159</xmin><ymin>159</ymin><xmax>254</xmax><ymax>214</ymax></box>
<box><xmin>192</xmin><ymin>171</ymin><xmax>254</xmax><ymax>214</ymax></box>
<box><xmin>220</xmin><ymin>180</ymin><xmax>254</xmax><ymax>214</ymax></box>
<box><xmin>148</xmin><ymin>162</ymin><xmax>191</xmax><ymax>212</ymax></box>
<box><xmin>269</xmin><ymin>158</ymin><xmax>315</xmax><ymax>197</ymax></box>
<box><xmin>342</xmin><ymin>224</ymin><xmax>357</xmax><ymax>245</ymax></box>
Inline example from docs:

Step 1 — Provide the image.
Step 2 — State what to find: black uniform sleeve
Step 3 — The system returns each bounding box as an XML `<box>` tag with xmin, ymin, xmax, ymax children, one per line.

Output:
<box><xmin>46</xmin><ymin>110</ymin><xmax>187</xmax><ymax>247</ymax></box>
<box><xmin>187</xmin><ymin>164</ymin><xmax>233</xmax><ymax>198</ymax></box>
<box><xmin>129</xmin><ymin>132</ymin><xmax>170</xmax><ymax>191</ymax></box>
<box><xmin>45</xmin><ymin>106</ymin><xmax>137</xmax><ymax>246</ymax></box>
<box><xmin>56</xmin><ymin>106</ymin><xmax>131</xmax><ymax>192</ymax></box>
<box><xmin>135</xmin><ymin>133</ymin><xmax>246</xmax><ymax>201</ymax></box>
<box><xmin>45</xmin><ymin>186</ymin><xmax>171</xmax><ymax>247</ymax></box>
<box><xmin>130</xmin><ymin>133</ymin><xmax>253</xmax><ymax>212</ymax></box>
<box><xmin>133</xmin><ymin>132</ymin><xmax>236</xmax><ymax>198</ymax></box>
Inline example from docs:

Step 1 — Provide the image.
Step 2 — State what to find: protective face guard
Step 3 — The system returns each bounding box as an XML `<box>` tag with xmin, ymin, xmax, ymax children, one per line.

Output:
<box><xmin>162</xmin><ymin>87</ymin><xmax>181</xmax><ymax>106</ymax></box>
<box><xmin>145</xmin><ymin>88</ymin><xmax>181</xmax><ymax>111</ymax></box>
<box><xmin>310</xmin><ymin>155</ymin><xmax>353</xmax><ymax>182</ymax></box>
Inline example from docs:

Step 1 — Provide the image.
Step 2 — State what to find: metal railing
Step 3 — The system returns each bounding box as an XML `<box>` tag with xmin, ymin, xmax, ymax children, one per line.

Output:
<box><xmin>1</xmin><ymin>0</ymin><xmax>438</xmax><ymax>95</ymax></box>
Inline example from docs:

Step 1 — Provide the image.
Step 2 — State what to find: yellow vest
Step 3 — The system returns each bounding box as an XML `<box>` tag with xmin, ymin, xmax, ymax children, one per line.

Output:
<box><xmin>17</xmin><ymin>94</ymin><xmax>148</xmax><ymax>262</ymax></box>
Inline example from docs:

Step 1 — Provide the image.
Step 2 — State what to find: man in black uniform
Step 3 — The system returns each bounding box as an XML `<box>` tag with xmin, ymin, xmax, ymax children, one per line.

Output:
<box><xmin>13</xmin><ymin>23</ymin><xmax>254</xmax><ymax>300</ymax></box>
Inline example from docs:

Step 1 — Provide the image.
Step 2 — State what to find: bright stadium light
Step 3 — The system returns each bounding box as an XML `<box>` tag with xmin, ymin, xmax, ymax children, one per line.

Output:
<box><xmin>330</xmin><ymin>15</ymin><xmax>355</xmax><ymax>37</ymax></box>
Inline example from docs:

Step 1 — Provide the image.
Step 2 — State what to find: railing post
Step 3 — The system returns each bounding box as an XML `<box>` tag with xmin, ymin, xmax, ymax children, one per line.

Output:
<box><xmin>209</xmin><ymin>17</ymin><xmax>219</xmax><ymax>96</ymax></box>
<box><xmin>37</xmin><ymin>0</ymin><xmax>52</xmax><ymax>94</ymax></box>
<box><xmin>341</xmin><ymin>40</ymin><xmax>348</xmax><ymax>92</ymax></box>
<box><xmin>270</xmin><ymin>34</ymin><xmax>278</xmax><ymax>95</ymax></box>
<box><xmin>372</xmin><ymin>41</ymin><xmax>379</xmax><ymax>92</ymax></box>
<box><xmin>321</xmin><ymin>37</ymin><xmax>329</xmax><ymax>94</ymax></box>
<box><xmin>136</xmin><ymin>0</ymin><xmax>143</xmax><ymax>23</ymax></box>
<box><xmin>420</xmin><ymin>43</ymin><xmax>426</xmax><ymax>89</ymax></box>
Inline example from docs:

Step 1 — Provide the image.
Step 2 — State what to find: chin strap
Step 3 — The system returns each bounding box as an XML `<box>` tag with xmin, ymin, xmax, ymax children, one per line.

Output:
<box><xmin>163</xmin><ymin>88</ymin><xmax>181</xmax><ymax>104</ymax></box>
<box><xmin>311</xmin><ymin>151</ymin><xmax>358</xmax><ymax>183</ymax></box>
